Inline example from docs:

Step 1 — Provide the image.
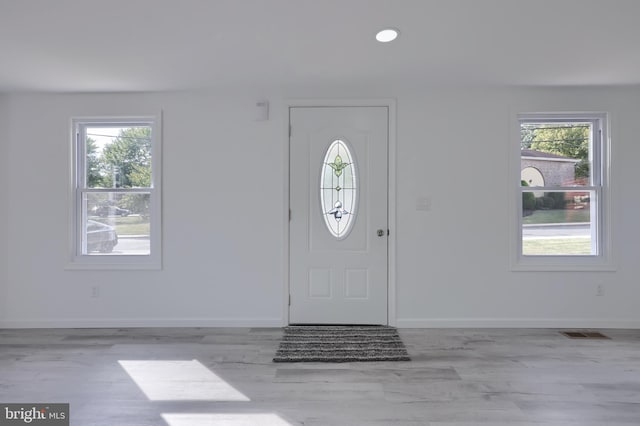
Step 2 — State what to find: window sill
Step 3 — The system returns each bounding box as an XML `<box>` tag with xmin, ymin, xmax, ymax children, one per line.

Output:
<box><xmin>65</xmin><ymin>258</ymin><xmax>161</xmax><ymax>271</ymax></box>
<box><xmin>511</xmin><ymin>257</ymin><xmax>616</xmax><ymax>272</ymax></box>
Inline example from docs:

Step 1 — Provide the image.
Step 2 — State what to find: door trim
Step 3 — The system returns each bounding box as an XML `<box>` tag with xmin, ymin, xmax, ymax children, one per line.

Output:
<box><xmin>283</xmin><ymin>99</ymin><xmax>397</xmax><ymax>326</ymax></box>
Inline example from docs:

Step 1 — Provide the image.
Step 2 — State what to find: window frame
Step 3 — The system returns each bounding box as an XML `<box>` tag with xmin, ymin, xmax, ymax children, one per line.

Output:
<box><xmin>513</xmin><ymin>112</ymin><xmax>613</xmax><ymax>271</ymax></box>
<box><xmin>68</xmin><ymin>115</ymin><xmax>162</xmax><ymax>270</ymax></box>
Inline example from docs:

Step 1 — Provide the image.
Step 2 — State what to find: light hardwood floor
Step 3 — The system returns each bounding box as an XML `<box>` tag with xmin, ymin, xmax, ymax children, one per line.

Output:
<box><xmin>1</xmin><ymin>327</ymin><xmax>639</xmax><ymax>425</ymax></box>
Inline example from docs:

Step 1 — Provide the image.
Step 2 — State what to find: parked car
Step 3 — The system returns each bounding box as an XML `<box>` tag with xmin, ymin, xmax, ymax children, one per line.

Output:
<box><xmin>86</xmin><ymin>220</ymin><xmax>118</xmax><ymax>253</ymax></box>
<box><xmin>95</xmin><ymin>206</ymin><xmax>131</xmax><ymax>217</ymax></box>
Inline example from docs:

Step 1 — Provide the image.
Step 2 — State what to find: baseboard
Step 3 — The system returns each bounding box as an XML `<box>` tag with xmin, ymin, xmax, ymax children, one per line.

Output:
<box><xmin>4</xmin><ymin>317</ymin><xmax>638</xmax><ymax>329</ymax></box>
<box><xmin>395</xmin><ymin>318</ymin><xmax>640</xmax><ymax>329</ymax></box>
<box><xmin>0</xmin><ymin>317</ymin><xmax>285</xmax><ymax>329</ymax></box>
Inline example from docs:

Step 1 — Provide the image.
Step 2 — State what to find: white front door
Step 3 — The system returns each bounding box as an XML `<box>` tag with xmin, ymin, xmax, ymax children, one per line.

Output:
<box><xmin>289</xmin><ymin>106</ymin><xmax>388</xmax><ymax>324</ymax></box>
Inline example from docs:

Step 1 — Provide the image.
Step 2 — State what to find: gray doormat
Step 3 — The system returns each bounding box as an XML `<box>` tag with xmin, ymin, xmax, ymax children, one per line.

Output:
<box><xmin>273</xmin><ymin>325</ymin><xmax>411</xmax><ymax>362</ymax></box>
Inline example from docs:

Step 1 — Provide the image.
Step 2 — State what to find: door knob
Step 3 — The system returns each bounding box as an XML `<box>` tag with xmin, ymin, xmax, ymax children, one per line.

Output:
<box><xmin>377</xmin><ymin>229</ymin><xmax>385</xmax><ymax>237</ymax></box>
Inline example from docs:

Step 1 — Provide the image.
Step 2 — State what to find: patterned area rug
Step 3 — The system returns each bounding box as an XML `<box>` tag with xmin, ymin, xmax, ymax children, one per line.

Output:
<box><xmin>273</xmin><ymin>325</ymin><xmax>411</xmax><ymax>362</ymax></box>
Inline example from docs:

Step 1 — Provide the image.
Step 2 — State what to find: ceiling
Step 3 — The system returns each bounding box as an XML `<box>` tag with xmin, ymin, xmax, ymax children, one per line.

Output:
<box><xmin>1</xmin><ymin>0</ymin><xmax>640</xmax><ymax>93</ymax></box>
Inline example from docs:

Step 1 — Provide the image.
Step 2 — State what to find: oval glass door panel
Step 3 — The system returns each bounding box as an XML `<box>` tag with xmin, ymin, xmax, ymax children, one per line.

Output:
<box><xmin>320</xmin><ymin>139</ymin><xmax>358</xmax><ymax>239</ymax></box>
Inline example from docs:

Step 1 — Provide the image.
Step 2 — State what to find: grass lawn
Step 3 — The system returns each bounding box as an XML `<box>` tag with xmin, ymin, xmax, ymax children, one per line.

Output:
<box><xmin>114</xmin><ymin>216</ymin><xmax>150</xmax><ymax>235</ymax></box>
<box><xmin>92</xmin><ymin>215</ymin><xmax>150</xmax><ymax>236</ymax></box>
<box><xmin>523</xmin><ymin>237</ymin><xmax>591</xmax><ymax>255</ymax></box>
<box><xmin>523</xmin><ymin>208</ymin><xmax>590</xmax><ymax>225</ymax></box>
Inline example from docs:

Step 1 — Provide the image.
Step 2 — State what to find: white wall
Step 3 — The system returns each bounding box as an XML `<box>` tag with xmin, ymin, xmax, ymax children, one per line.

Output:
<box><xmin>0</xmin><ymin>95</ymin><xmax>8</xmax><ymax>322</ymax></box>
<box><xmin>2</xmin><ymin>92</ymin><xmax>285</xmax><ymax>327</ymax></box>
<box><xmin>395</xmin><ymin>86</ymin><xmax>640</xmax><ymax>327</ymax></box>
<box><xmin>1</xmin><ymin>86</ymin><xmax>639</xmax><ymax>328</ymax></box>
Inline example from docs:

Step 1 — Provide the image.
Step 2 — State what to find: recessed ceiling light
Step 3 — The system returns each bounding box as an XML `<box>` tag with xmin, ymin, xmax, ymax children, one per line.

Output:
<box><xmin>376</xmin><ymin>28</ymin><xmax>399</xmax><ymax>43</ymax></box>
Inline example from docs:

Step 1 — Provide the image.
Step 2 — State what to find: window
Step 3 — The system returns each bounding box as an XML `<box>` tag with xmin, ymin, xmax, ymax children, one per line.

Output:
<box><xmin>320</xmin><ymin>139</ymin><xmax>358</xmax><ymax>239</ymax></box>
<box><xmin>70</xmin><ymin>117</ymin><xmax>161</xmax><ymax>269</ymax></box>
<box><xmin>517</xmin><ymin>113</ymin><xmax>610</xmax><ymax>269</ymax></box>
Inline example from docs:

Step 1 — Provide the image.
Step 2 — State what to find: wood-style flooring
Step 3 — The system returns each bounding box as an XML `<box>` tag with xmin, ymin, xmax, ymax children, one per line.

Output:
<box><xmin>1</xmin><ymin>327</ymin><xmax>639</xmax><ymax>425</ymax></box>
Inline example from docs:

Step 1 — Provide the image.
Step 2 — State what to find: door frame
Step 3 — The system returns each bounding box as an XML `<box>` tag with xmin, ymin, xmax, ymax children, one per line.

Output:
<box><xmin>282</xmin><ymin>99</ymin><xmax>397</xmax><ymax>326</ymax></box>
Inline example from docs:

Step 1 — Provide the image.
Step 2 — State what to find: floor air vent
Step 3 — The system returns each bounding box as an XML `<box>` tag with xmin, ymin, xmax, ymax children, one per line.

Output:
<box><xmin>560</xmin><ymin>331</ymin><xmax>610</xmax><ymax>339</ymax></box>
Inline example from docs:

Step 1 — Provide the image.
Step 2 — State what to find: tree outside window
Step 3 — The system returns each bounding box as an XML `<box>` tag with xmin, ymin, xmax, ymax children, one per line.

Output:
<box><xmin>71</xmin><ymin>118</ymin><xmax>161</xmax><ymax>268</ymax></box>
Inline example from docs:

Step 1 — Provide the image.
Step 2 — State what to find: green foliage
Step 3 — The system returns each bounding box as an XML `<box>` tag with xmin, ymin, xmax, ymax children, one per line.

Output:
<box><xmin>546</xmin><ymin>192</ymin><xmax>567</xmax><ymax>209</ymax></box>
<box><xmin>84</xmin><ymin>127</ymin><xmax>152</xmax><ymax>214</ymax></box>
<box><xmin>522</xmin><ymin>123</ymin><xmax>591</xmax><ymax>178</ymax></box>
<box><xmin>520</xmin><ymin>126</ymin><xmax>536</xmax><ymax>150</ymax></box>
<box><xmin>574</xmin><ymin>160</ymin><xmax>590</xmax><ymax>179</ymax></box>
<box><xmin>129</xmin><ymin>163</ymin><xmax>152</xmax><ymax>188</ymax></box>
<box><xmin>521</xmin><ymin>180</ymin><xmax>536</xmax><ymax>213</ymax></box>
<box><xmin>522</xmin><ymin>195</ymin><xmax>536</xmax><ymax>212</ymax></box>
<box><xmin>86</xmin><ymin>138</ymin><xmax>110</xmax><ymax>187</ymax></box>
<box><xmin>535</xmin><ymin>196</ymin><xmax>555</xmax><ymax>210</ymax></box>
<box><xmin>118</xmin><ymin>193</ymin><xmax>150</xmax><ymax>216</ymax></box>
<box><xmin>101</xmin><ymin>127</ymin><xmax>152</xmax><ymax>188</ymax></box>
<box><xmin>527</xmin><ymin>124</ymin><xmax>589</xmax><ymax>158</ymax></box>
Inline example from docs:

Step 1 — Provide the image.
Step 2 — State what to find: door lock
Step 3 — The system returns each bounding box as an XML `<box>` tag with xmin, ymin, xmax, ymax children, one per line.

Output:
<box><xmin>377</xmin><ymin>229</ymin><xmax>385</xmax><ymax>237</ymax></box>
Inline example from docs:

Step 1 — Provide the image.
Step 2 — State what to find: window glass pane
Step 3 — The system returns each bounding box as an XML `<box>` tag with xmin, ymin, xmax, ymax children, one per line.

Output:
<box><xmin>522</xmin><ymin>190</ymin><xmax>594</xmax><ymax>256</ymax></box>
<box><xmin>521</xmin><ymin>122</ymin><xmax>591</xmax><ymax>187</ymax></box>
<box><xmin>85</xmin><ymin>126</ymin><xmax>152</xmax><ymax>189</ymax></box>
<box><xmin>83</xmin><ymin>192</ymin><xmax>150</xmax><ymax>255</ymax></box>
<box><xmin>320</xmin><ymin>140</ymin><xmax>357</xmax><ymax>239</ymax></box>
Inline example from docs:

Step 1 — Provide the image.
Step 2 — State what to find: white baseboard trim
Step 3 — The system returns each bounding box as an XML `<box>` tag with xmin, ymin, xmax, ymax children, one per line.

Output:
<box><xmin>3</xmin><ymin>317</ymin><xmax>638</xmax><ymax>329</ymax></box>
<box><xmin>396</xmin><ymin>318</ymin><xmax>640</xmax><ymax>329</ymax></box>
<box><xmin>0</xmin><ymin>317</ymin><xmax>285</xmax><ymax>329</ymax></box>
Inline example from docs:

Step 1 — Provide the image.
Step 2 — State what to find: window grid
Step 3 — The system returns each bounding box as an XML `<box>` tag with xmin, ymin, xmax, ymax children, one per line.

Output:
<box><xmin>70</xmin><ymin>117</ymin><xmax>161</xmax><ymax>269</ymax></box>
<box><xmin>516</xmin><ymin>113</ymin><xmax>609</xmax><ymax>268</ymax></box>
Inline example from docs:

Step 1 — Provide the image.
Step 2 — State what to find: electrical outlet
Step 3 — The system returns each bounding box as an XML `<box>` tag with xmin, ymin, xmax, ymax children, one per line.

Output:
<box><xmin>596</xmin><ymin>284</ymin><xmax>604</xmax><ymax>297</ymax></box>
<box><xmin>91</xmin><ymin>286</ymin><xmax>100</xmax><ymax>298</ymax></box>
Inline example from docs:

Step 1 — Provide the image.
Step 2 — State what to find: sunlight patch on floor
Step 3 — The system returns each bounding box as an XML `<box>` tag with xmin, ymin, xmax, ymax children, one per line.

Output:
<box><xmin>161</xmin><ymin>413</ymin><xmax>293</xmax><ymax>426</ymax></box>
<box><xmin>118</xmin><ymin>360</ymin><xmax>250</xmax><ymax>401</ymax></box>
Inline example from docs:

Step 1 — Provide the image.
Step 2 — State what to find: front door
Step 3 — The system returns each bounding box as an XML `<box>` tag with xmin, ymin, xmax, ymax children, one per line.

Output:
<box><xmin>289</xmin><ymin>106</ymin><xmax>389</xmax><ymax>324</ymax></box>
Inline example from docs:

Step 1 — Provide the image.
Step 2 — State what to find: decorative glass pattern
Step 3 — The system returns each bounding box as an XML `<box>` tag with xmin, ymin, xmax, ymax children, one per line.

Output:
<box><xmin>320</xmin><ymin>140</ymin><xmax>357</xmax><ymax>239</ymax></box>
